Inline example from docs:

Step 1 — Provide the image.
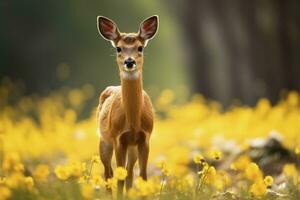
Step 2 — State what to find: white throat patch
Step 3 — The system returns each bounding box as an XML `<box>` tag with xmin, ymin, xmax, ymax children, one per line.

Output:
<box><xmin>121</xmin><ymin>70</ymin><xmax>140</xmax><ymax>80</ymax></box>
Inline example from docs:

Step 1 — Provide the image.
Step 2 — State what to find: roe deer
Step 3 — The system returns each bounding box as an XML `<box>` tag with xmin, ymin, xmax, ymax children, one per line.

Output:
<box><xmin>96</xmin><ymin>15</ymin><xmax>158</xmax><ymax>197</ymax></box>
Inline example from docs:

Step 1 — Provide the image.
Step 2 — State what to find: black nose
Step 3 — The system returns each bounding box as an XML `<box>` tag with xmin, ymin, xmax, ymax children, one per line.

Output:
<box><xmin>124</xmin><ymin>58</ymin><xmax>136</xmax><ymax>68</ymax></box>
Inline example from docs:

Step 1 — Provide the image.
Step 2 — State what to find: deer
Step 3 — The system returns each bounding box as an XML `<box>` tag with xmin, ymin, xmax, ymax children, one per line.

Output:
<box><xmin>96</xmin><ymin>15</ymin><xmax>158</xmax><ymax>197</ymax></box>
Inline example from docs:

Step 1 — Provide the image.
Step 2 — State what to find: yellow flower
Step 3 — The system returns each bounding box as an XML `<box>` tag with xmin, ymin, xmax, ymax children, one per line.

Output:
<box><xmin>295</xmin><ymin>146</ymin><xmax>300</xmax><ymax>155</ymax></box>
<box><xmin>78</xmin><ymin>175</ymin><xmax>90</xmax><ymax>184</ymax></box>
<box><xmin>68</xmin><ymin>89</ymin><xmax>85</xmax><ymax>107</ymax></box>
<box><xmin>0</xmin><ymin>186</ymin><xmax>11</xmax><ymax>200</ymax></box>
<box><xmin>91</xmin><ymin>155</ymin><xmax>100</xmax><ymax>164</ymax></box>
<box><xmin>3</xmin><ymin>152</ymin><xmax>21</xmax><ymax>172</ymax></box>
<box><xmin>0</xmin><ymin>177</ymin><xmax>6</xmax><ymax>185</ymax></box>
<box><xmin>264</xmin><ymin>176</ymin><xmax>273</xmax><ymax>187</ymax></box>
<box><xmin>91</xmin><ymin>175</ymin><xmax>106</xmax><ymax>187</ymax></box>
<box><xmin>156</xmin><ymin>160</ymin><xmax>166</xmax><ymax>170</ymax></box>
<box><xmin>127</xmin><ymin>188</ymin><xmax>138</xmax><ymax>199</ymax></box>
<box><xmin>157</xmin><ymin>160</ymin><xmax>170</xmax><ymax>176</ymax></box>
<box><xmin>13</xmin><ymin>163</ymin><xmax>24</xmax><ymax>173</ymax></box>
<box><xmin>33</xmin><ymin>164</ymin><xmax>50</xmax><ymax>183</ymax></box>
<box><xmin>24</xmin><ymin>176</ymin><xmax>34</xmax><ymax>189</ymax></box>
<box><xmin>245</xmin><ymin>162</ymin><xmax>263</xmax><ymax>181</ymax></box>
<box><xmin>162</xmin><ymin>167</ymin><xmax>170</xmax><ymax>177</ymax></box>
<box><xmin>156</xmin><ymin>89</ymin><xmax>174</xmax><ymax>107</ymax></box>
<box><xmin>215</xmin><ymin>170</ymin><xmax>231</xmax><ymax>190</ymax></box>
<box><xmin>283</xmin><ymin>163</ymin><xmax>298</xmax><ymax>177</ymax></box>
<box><xmin>211</xmin><ymin>150</ymin><xmax>222</xmax><ymax>160</ymax></box>
<box><xmin>193</xmin><ymin>154</ymin><xmax>205</xmax><ymax>164</ymax></box>
<box><xmin>6</xmin><ymin>173</ymin><xmax>24</xmax><ymax>188</ymax></box>
<box><xmin>68</xmin><ymin>162</ymin><xmax>86</xmax><ymax>177</ymax></box>
<box><xmin>283</xmin><ymin>163</ymin><xmax>298</xmax><ymax>184</ymax></box>
<box><xmin>80</xmin><ymin>184</ymin><xmax>94</xmax><ymax>199</ymax></box>
<box><xmin>135</xmin><ymin>177</ymin><xmax>159</xmax><ymax>196</ymax></box>
<box><xmin>55</xmin><ymin>165</ymin><xmax>71</xmax><ymax>181</ymax></box>
<box><xmin>114</xmin><ymin>167</ymin><xmax>128</xmax><ymax>180</ymax></box>
<box><xmin>203</xmin><ymin>166</ymin><xmax>217</xmax><ymax>185</ymax></box>
<box><xmin>250</xmin><ymin>179</ymin><xmax>267</xmax><ymax>196</ymax></box>
<box><xmin>287</xmin><ymin>91</ymin><xmax>299</xmax><ymax>106</ymax></box>
<box><xmin>106</xmin><ymin>178</ymin><xmax>117</xmax><ymax>190</ymax></box>
<box><xmin>230</xmin><ymin>155</ymin><xmax>251</xmax><ymax>171</ymax></box>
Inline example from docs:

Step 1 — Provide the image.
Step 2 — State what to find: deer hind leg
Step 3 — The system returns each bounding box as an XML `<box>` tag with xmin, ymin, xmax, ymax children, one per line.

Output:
<box><xmin>137</xmin><ymin>132</ymin><xmax>150</xmax><ymax>180</ymax></box>
<box><xmin>126</xmin><ymin>146</ymin><xmax>137</xmax><ymax>191</ymax></box>
<box><xmin>115</xmin><ymin>137</ymin><xmax>128</xmax><ymax>199</ymax></box>
<box><xmin>99</xmin><ymin>139</ymin><xmax>113</xmax><ymax>191</ymax></box>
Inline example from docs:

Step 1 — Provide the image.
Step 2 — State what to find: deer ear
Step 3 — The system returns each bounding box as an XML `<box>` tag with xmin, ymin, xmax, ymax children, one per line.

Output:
<box><xmin>138</xmin><ymin>15</ymin><xmax>159</xmax><ymax>42</ymax></box>
<box><xmin>97</xmin><ymin>16</ymin><xmax>120</xmax><ymax>46</ymax></box>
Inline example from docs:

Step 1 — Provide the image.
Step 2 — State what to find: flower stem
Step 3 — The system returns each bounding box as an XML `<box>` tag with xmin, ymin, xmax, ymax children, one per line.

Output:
<box><xmin>159</xmin><ymin>174</ymin><xmax>166</xmax><ymax>199</ymax></box>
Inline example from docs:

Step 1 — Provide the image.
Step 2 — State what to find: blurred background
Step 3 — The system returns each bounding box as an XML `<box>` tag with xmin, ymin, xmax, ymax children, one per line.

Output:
<box><xmin>1</xmin><ymin>0</ymin><xmax>300</xmax><ymax>107</ymax></box>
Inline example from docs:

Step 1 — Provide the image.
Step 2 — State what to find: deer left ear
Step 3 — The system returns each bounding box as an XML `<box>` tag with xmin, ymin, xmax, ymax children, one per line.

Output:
<box><xmin>138</xmin><ymin>15</ymin><xmax>159</xmax><ymax>44</ymax></box>
<box><xmin>97</xmin><ymin>16</ymin><xmax>120</xmax><ymax>47</ymax></box>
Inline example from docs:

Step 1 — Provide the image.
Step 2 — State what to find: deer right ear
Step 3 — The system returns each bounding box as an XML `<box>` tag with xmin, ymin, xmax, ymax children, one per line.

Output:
<box><xmin>97</xmin><ymin>16</ymin><xmax>120</xmax><ymax>46</ymax></box>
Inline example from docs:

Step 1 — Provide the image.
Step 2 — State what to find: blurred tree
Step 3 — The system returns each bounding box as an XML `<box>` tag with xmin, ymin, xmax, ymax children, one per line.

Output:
<box><xmin>173</xmin><ymin>0</ymin><xmax>300</xmax><ymax>105</ymax></box>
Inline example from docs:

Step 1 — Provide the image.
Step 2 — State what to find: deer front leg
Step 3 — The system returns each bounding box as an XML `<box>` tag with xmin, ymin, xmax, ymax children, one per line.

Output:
<box><xmin>115</xmin><ymin>140</ymin><xmax>128</xmax><ymax>199</ymax></box>
<box><xmin>99</xmin><ymin>139</ymin><xmax>113</xmax><ymax>193</ymax></box>
<box><xmin>126</xmin><ymin>146</ymin><xmax>137</xmax><ymax>191</ymax></box>
<box><xmin>137</xmin><ymin>132</ymin><xmax>150</xmax><ymax>180</ymax></box>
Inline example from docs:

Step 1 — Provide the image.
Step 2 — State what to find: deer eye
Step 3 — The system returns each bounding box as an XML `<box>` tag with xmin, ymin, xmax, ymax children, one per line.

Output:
<box><xmin>116</xmin><ymin>47</ymin><xmax>121</xmax><ymax>53</ymax></box>
<box><xmin>138</xmin><ymin>46</ymin><xmax>143</xmax><ymax>52</ymax></box>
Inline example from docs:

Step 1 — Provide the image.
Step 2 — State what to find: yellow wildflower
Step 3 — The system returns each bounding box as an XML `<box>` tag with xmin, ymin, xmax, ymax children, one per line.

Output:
<box><xmin>33</xmin><ymin>164</ymin><xmax>50</xmax><ymax>183</ymax></box>
<box><xmin>264</xmin><ymin>176</ymin><xmax>273</xmax><ymax>187</ymax></box>
<box><xmin>91</xmin><ymin>155</ymin><xmax>100</xmax><ymax>164</ymax></box>
<box><xmin>80</xmin><ymin>184</ymin><xmax>94</xmax><ymax>199</ymax></box>
<box><xmin>91</xmin><ymin>175</ymin><xmax>106</xmax><ymax>187</ymax></box>
<box><xmin>156</xmin><ymin>89</ymin><xmax>174</xmax><ymax>107</ymax></box>
<box><xmin>13</xmin><ymin>163</ymin><xmax>24</xmax><ymax>173</ymax></box>
<box><xmin>6</xmin><ymin>173</ymin><xmax>24</xmax><ymax>188</ymax></box>
<box><xmin>24</xmin><ymin>176</ymin><xmax>34</xmax><ymax>189</ymax></box>
<box><xmin>287</xmin><ymin>91</ymin><xmax>299</xmax><ymax>106</ymax></box>
<box><xmin>156</xmin><ymin>160</ymin><xmax>167</xmax><ymax>170</ymax></box>
<box><xmin>295</xmin><ymin>146</ymin><xmax>300</xmax><ymax>155</ymax></box>
<box><xmin>78</xmin><ymin>175</ymin><xmax>90</xmax><ymax>184</ymax></box>
<box><xmin>193</xmin><ymin>153</ymin><xmax>205</xmax><ymax>164</ymax></box>
<box><xmin>157</xmin><ymin>160</ymin><xmax>170</xmax><ymax>176</ymax></box>
<box><xmin>106</xmin><ymin>178</ymin><xmax>117</xmax><ymax>190</ymax></box>
<box><xmin>3</xmin><ymin>152</ymin><xmax>21</xmax><ymax>172</ymax></box>
<box><xmin>283</xmin><ymin>163</ymin><xmax>297</xmax><ymax>177</ymax></box>
<box><xmin>68</xmin><ymin>89</ymin><xmax>85</xmax><ymax>107</ymax></box>
<box><xmin>283</xmin><ymin>163</ymin><xmax>298</xmax><ymax>184</ymax></box>
<box><xmin>0</xmin><ymin>177</ymin><xmax>6</xmax><ymax>185</ymax></box>
<box><xmin>127</xmin><ymin>188</ymin><xmax>138</xmax><ymax>199</ymax></box>
<box><xmin>216</xmin><ymin>170</ymin><xmax>231</xmax><ymax>190</ymax></box>
<box><xmin>211</xmin><ymin>150</ymin><xmax>222</xmax><ymax>160</ymax></box>
<box><xmin>250</xmin><ymin>179</ymin><xmax>267</xmax><ymax>196</ymax></box>
<box><xmin>68</xmin><ymin>162</ymin><xmax>86</xmax><ymax>177</ymax></box>
<box><xmin>0</xmin><ymin>186</ymin><xmax>11</xmax><ymax>200</ymax></box>
<box><xmin>230</xmin><ymin>155</ymin><xmax>251</xmax><ymax>171</ymax></box>
<box><xmin>55</xmin><ymin>165</ymin><xmax>71</xmax><ymax>181</ymax></box>
<box><xmin>203</xmin><ymin>166</ymin><xmax>217</xmax><ymax>185</ymax></box>
<box><xmin>245</xmin><ymin>162</ymin><xmax>263</xmax><ymax>181</ymax></box>
<box><xmin>114</xmin><ymin>167</ymin><xmax>128</xmax><ymax>180</ymax></box>
<box><xmin>135</xmin><ymin>177</ymin><xmax>158</xmax><ymax>196</ymax></box>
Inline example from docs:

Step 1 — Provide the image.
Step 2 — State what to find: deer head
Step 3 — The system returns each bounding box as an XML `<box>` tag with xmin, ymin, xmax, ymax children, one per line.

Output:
<box><xmin>97</xmin><ymin>15</ymin><xmax>158</xmax><ymax>79</ymax></box>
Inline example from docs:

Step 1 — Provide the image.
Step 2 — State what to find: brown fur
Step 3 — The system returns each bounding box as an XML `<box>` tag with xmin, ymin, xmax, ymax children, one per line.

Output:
<box><xmin>97</xmin><ymin>15</ymin><xmax>158</xmax><ymax>198</ymax></box>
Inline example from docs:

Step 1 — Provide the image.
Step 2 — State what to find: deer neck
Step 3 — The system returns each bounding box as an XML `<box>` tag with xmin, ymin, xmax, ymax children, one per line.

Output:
<box><xmin>120</xmin><ymin>70</ymin><xmax>143</xmax><ymax>130</ymax></box>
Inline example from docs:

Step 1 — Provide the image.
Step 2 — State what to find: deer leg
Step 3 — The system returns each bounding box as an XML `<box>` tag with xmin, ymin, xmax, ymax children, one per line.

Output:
<box><xmin>126</xmin><ymin>146</ymin><xmax>137</xmax><ymax>191</ymax></box>
<box><xmin>99</xmin><ymin>139</ymin><xmax>113</xmax><ymax>192</ymax></box>
<box><xmin>115</xmin><ymin>139</ymin><xmax>128</xmax><ymax>199</ymax></box>
<box><xmin>137</xmin><ymin>132</ymin><xmax>149</xmax><ymax>181</ymax></box>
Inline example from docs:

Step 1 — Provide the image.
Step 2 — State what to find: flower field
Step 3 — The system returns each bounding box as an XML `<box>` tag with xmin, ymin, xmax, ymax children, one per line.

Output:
<box><xmin>0</xmin><ymin>79</ymin><xmax>300</xmax><ymax>200</ymax></box>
